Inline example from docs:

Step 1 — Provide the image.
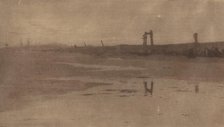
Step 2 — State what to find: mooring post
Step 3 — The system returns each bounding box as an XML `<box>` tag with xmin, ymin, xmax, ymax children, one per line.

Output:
<box><xmin>142</xmin><ymin>32</ymin><xmax>148</xmax><ymax>54</ymax></box>
<box><xmin>20</xmin><ymin>39</ymin><xmax>23</xmax><ymax>47</ymax></box>
<box><xmin>195</xmin><ymin>84</ymin><xmax>199</xmax><ymax>93</ymax></box>
<box><xmin>143</xmin><ymin>32</ymin><xmax>148</xmax><ymax>47</ymax></box>
<box><xmin>5</xmin><ymin>43</ymin><xmax>8</xmax><ymax>48</ymax></box>
<box><xmin>193</xmin><ymin>33</ymin><xmax>198</xmax><ymax>44</ymax></box>
<box><xmin>101</xmin><ymin>40</ymin><xmax>104</xmax><ymax>47</ymax></box>
<box><xmin>150</xmin><ymin>30</ymin><xmax>154</xmax><ymax>46</ymax></box>
<box><xmin>190</xmin><ymin>33</ymin><xmax>199</xmax><ymax>57</ymax></box>
<box><xmin>193</xmin><ymin>32</ymin><xmax>200</xmax><ymax>49</ymax></box>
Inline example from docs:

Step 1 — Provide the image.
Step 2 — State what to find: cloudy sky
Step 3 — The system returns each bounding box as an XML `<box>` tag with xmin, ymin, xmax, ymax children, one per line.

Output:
<box><xmin>0</xmin><ymin>0</ymin><xmax>224</xmax><ymax>46</ymax></box>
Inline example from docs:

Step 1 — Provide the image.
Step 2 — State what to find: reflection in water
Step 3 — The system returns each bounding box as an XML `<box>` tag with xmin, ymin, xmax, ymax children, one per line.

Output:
<box><xmin>144</xmin><ymin>80</ymin><xmax>154</xmax><ymax>96</ymax></box>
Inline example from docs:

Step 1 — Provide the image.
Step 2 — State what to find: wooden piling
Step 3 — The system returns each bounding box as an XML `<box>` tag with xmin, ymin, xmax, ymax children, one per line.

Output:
<box><xmin>195</xmin><ymin>84</ymin><xmax>199</xmax><ymax>93</ymax></box>
<box><xmin>150</xmin><ymin>30</ymin><xmax>154</xmax><ymax>46</ymax></box>
<box><xmin>193</xmin><ymin>33</ymin><xmax>198</xmax><ymax>44</ymax></box>
<box><xmin>5</xmin><ymin>43</ymin><xmax>8</xmax><ymax>48</ymax></box>
<box><xmin>101</xmin><ymin>40</ymin><xmax>104</xmax><ymax>47</ymax></box>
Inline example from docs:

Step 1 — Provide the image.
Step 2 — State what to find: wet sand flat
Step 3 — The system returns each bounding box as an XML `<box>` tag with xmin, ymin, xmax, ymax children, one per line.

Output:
<box><xmin>0</xmin><ymin>49</ymin><xmax>224</xmax><ymax>127</ymax></box>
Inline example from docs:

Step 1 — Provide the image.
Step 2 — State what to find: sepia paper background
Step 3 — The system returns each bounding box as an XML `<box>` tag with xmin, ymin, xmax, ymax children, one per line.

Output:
<box><xmin>0</xmin><ymin>0</ymin><xmax>224</xmax><ymax>127</ymax></box>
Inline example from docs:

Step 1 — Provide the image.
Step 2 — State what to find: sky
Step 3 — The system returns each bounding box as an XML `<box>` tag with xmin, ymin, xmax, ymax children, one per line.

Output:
<box><xmin>0</xmin><ymin>0</ymin><xmax>224</xmax><ymax>46</ymax></box>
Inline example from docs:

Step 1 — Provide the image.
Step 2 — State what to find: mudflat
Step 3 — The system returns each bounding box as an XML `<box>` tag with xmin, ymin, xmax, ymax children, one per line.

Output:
<box><xmin>0</xmin><ymin>48</ymin><xmax>224</xmax><ymax>127</ymax></box>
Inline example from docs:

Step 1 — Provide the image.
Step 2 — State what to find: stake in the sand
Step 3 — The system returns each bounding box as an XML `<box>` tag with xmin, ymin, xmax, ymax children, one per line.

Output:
<box><xmin>142</xmin><ymin>32</ymin><xmax>148</xmax><ymax>47</ymax></box>
<box><xmin>195</xmin><ymin>84</ymin><xmax>199</xmax><ymax>93</ymax></box>
<box><xmin>83</xmin><ymin>42</ymin><xmax>87</xmax><ymax>47</ymax></box>
<box><xmin>188</xmin><ymin>33</ymin><xmax>199</xmax><ymax>58</ymax></box>
<box><xmin>20</xmin><ymin>39</ymin><xmax>23</xmax><ymax>47</ymax></box>
<box><xmin>101</xmin><ymin>40</ymin><xmax>104</xmax><ymax>47</ymax></box>
<box><xmin>5</xmin><ymin>43</ymin><xmax>8</xmax><ymax>48</ymax></box>
<box><xmin>193</xmin><ymin>33</ymin><xmax>200</xmax><ymax>49</ymax></box>
<box><xmin>193</xmin><ymin>33</ymin><xmax>199</xmax><ymax>44</ymax></box>
<box><xmin>144</xmin><ymin>81</ymin><xmax>154</xmax><ymax>96</ymax></box>
<box><xmin>149</xmin><ymin>30</ymin><xmax>154</xmax><ymax>46</ymax></box>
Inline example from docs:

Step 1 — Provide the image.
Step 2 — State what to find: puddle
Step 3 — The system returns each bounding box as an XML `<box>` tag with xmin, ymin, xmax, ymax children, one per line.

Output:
<box><xmin>45</xmin><ymin>76</ymin><xmax>119</xmax><ymax>85</ymax></box>
<box><xmin>120</xmin><ymin>89</ymin><xmax>137</xmax><ymax>93</ymax></box>
<box><xmin>182</xmin><ymin>113</ymin><xmax>190</xmax><ymax>117</ymax></box>
<box><xmin>85</xmin><ymin>82</ymin><xmax>112</xmax><ymax>86</ymax></box>
<box><xmin>176</xmin><ymin>89</ymin><xmax>192</xmax><ymax>93</ymax></box>
<box><xmin>119</xmin><ymin>95</ymin><xmax>130</xmax><ymax>97</ymax></box>
<box><xmin>41</xmin><ymin>76</ymin><xmax>224</xmax><ymax>102</ymax></box>
<box><xmin>98</xmin><ymin>93</ymin><xmax>112</xmax><ymax>95</ymax></box>
<box><xmin>57</xmin><ymin>62</ymin><xmax>145</xmax><ymax>71</ymax></box>
<box><xmin>104</xmin><ymin>89</ymin><xmax>119</xmax><ymax>92</ymax></box>
<box><xmin>81</xmin><ymin>93</ymin><xmax>95</xmax><ymax>96</ymax></box>
<box><xmin>136</xmin><ymin>76</ymin><xmax>151</xmax><ymax>79</ymax></box>
<box><xmin>169</xmin><ymin>86</ymin><xmax>179</xmax><ymax>89</ymax></box>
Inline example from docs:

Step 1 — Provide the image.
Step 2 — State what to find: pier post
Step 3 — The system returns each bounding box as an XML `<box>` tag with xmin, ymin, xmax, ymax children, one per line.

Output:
<box><xmin>195</xmin><ymin>84</ymin><xmax>199</xmax><ymax>93</ymax></box>
<box><xmin>101</xmin><ymin>40</ymin><xmax>104</xmax><ymax>47</ymax></box>
<box><xmin>150</xmin><ymin>30</ymin><xmax>154</xmax><ymax>46</ymax></box>
<box><xmin>193</xmin><ymin>33</ymin><xmax>199</xmax><ymax>44</ymax></box>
